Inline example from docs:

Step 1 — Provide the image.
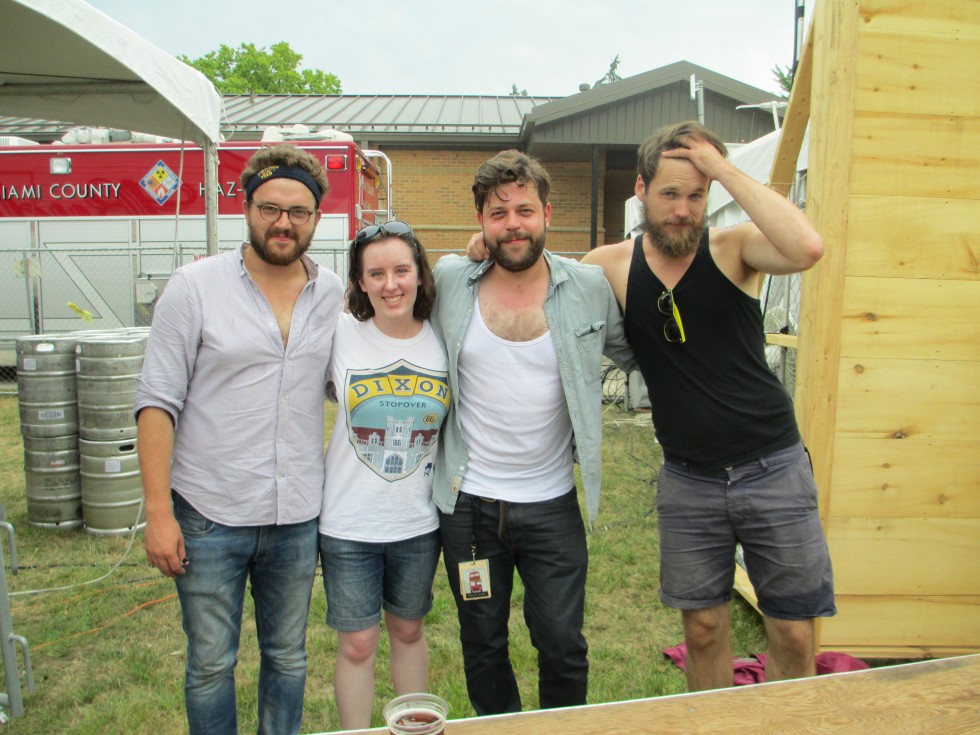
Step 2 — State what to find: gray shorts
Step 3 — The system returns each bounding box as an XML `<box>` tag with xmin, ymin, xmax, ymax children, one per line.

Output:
<box><xmin>656</xmin><ymin>441</ymin><xmax>836</xmax><ymax>621</ymax></box>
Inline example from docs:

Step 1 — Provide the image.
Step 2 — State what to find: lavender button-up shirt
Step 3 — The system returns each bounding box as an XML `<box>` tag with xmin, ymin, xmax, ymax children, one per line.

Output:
<box><xmin>135</xmin><ymin>243</ymin><xmax>343</xmax><ymax>526</ymax></box>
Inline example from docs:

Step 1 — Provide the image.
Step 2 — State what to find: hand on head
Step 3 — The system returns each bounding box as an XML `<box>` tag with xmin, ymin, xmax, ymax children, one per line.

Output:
<box><xmin>661</xmin><ymin>135</ymin><xmax>730</xmax><ymax>180</ymax></box>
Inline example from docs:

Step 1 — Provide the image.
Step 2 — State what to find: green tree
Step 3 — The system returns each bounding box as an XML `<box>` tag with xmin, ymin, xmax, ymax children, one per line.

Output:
<box><xmin>509</xmin><ymin>83</ymin><xmax>528</xmax><ymax>96</ymax></box>
<box><xmin>180</xmin><ymin>41</ymin><xmax>341</xmax><ymax>94</ymax></box>
<box><xmin>771</xmin><ymin>63</ymin><xmax>794</xmax><ymax>97</ymax></box>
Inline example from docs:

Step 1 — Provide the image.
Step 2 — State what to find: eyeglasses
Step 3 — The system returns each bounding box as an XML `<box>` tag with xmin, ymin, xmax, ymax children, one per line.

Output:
<box><xmin>352</xmin><ymin>220</ymin><xmax>414</xmax><ymax>248</ymax></box>
<box><xmin>657</xmin><ymin>289</ymin><xmax>686</xmax><ymax>343</ymax></box>
<box><xmin>253</xmin><ymin>202</ymin><xmax>315</xmax><ymax>226</ymax></box>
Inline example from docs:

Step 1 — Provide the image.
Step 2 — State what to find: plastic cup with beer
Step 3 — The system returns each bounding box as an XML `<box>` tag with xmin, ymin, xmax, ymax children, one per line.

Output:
<box><xmin>383</xmin><ymin>692</ymin><xmax>450</xmax><ymax>735</ymax></box>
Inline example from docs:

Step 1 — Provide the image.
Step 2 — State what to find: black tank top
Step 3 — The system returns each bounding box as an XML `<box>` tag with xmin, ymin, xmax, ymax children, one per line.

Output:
<box><xmin>624</xmin><ymin>231</ymin><xmax>799</xmax><ymax>467</ymax></box>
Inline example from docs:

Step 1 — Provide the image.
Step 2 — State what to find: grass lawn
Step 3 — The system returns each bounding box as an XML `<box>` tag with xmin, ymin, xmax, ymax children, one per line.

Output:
<box><xmin>0</xmin><ymin>394</ymin><xmax>772</xmax><ymax>733</ymax></box>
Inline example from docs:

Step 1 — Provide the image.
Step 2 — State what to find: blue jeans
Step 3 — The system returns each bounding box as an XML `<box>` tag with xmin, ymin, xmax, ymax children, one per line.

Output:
<box><xmin>172</xmin><ymin>492</ymin><xmax>318</xmax><ymax>735</ymax></box>
<box><xmin>439</xmin><ymin>488</ymin><xmax>589</xmax><ymax>715</ymax></box>
<box><xmin>319</xmin><ymin>530</ymin><xmax>440</xmax><ymax>631</ymax></box>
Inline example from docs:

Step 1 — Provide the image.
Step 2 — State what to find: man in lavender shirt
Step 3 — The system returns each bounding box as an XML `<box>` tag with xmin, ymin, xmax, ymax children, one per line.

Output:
<box><xmin>135</xmin><ymin>144</ymin><xmax>343</xmax><ymax>735</ymax></box>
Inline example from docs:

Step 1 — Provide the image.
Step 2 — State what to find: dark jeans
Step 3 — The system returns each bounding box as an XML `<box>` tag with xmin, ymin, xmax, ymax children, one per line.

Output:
<box><xmin>439</xmin><ymin>488</ymin><xmax>589</xmax><ymax>715</ymax></box>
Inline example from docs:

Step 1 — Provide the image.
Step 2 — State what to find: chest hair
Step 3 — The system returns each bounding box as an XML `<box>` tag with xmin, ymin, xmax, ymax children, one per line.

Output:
<box><xmin>478</xmin><ymin>285</ymin><xmax>549</xmax><ymax>342</ymax></box>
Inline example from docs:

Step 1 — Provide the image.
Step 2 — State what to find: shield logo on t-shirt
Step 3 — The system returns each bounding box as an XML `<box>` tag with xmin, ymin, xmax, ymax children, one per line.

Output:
<box><xmin>344</xmin><ymin>359</ymin><xmax>450</xmax><ymax>481</ymax></box>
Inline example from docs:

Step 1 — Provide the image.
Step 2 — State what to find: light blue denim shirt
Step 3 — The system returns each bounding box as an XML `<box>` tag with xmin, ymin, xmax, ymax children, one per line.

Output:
<box><xmin>431</xmin><ymin>250</ymin><xmax>635</xmax><ymax>524</ymax></box>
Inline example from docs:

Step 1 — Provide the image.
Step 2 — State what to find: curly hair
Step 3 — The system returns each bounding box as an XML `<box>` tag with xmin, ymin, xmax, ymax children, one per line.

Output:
<box><xmin>471</xmin><ymin>149</ymin><xmax>551</xmax><ymax>213</ymax></box>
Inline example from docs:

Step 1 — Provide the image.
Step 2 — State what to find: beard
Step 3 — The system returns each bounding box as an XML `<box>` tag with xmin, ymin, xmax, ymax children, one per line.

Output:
<box><xmin>485</xmin><ymin>228</ymin><xmax>547</xmax><ymax>272</ymax></box>
<box><xmin>642</xmin><ymin>203</ymin><xmax>705</xmax><ymax>259</ymax></box>
<box><xmin>247</xmin><ymin>221</ymin><xmax>313</xmax><ymax>266</ymax></box>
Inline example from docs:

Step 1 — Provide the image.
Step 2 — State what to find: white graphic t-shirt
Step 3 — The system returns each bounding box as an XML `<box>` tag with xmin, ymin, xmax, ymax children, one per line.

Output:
<box><xmin>319</xmin><ymin>313</ymin><xmax>449</xmax><ymax>542</ymax></box>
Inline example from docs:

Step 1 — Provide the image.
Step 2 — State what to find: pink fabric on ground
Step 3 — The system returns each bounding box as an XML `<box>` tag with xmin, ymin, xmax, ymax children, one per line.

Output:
<box><xmin>663</xmin><ymin>642</ymin><xmax>869</xmax><ymax>686</ymax></box>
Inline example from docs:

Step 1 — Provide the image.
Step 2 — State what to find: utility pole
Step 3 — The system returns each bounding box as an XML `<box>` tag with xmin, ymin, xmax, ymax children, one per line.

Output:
<box><xmin>792</xmin><ymin>0</ymin><xmax>806</xmax><ymax>76</ymax></box>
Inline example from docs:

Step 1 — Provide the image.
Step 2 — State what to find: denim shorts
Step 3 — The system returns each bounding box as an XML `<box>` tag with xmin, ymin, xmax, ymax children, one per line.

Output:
<box><xmin>318</xmin><ymin>530</ymin><xmax>441</xmax><ymax>632</ymax></box>
<box><xmin>656</xmin><ymin>441</ymin><xmax>836</xmax><ymax>621</ymax></box>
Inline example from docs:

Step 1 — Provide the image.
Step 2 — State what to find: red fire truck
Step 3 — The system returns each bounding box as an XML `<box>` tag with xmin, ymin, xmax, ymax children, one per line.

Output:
<box><xmin>0</xmin><ymin>130</ymin><xmax>392</xmax><ymax>347</ymax></box>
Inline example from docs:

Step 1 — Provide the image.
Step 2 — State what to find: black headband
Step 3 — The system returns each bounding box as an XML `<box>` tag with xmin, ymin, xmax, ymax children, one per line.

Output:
<box><xmin>244</xmin><ymin>165</ymin><xmax>323</xmax><ymax>207</ymax></box>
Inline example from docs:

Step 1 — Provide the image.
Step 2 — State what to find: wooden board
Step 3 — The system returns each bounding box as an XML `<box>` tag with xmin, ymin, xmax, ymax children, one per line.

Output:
<box><xmin>829</xmin><ymin>436</ymin><xmax>980</xmax><ymax>519</ymax></box>
<box><xmin>827</xmin><ymin>517</ymin><xmax>980</xmax><ymax>595</ymax></box>
<box><xmin>849</xmin><ymin>113</ymin><xmax>980</xmax><ymax>199</ymax></box>
<box><xmin>763</xmin><ymin>0</ymin><xmax>979</xmax><ymax>661</ymax></box>
<box><xmin>844</xmin><ymin>195</ymin><xmax>980</xmax><ymax>280</ymax></box>
<box><xmin>835</xmin><ymin>357</ymin><xmax>980</xmax><ymax>438</ymax></box>
<box><xmin>733</xmin><ymin>565</ymin><xmax>759</xmax><ymax>613</ymax></box>
<box><xmin>794</xmin><ymin>0</ymin><xmax>860</xmax><ymax>517</ymax></box>
<box><xmin>855</xmin><ymin>30</ymin><xmax>980</xmax><ymax>117</ymax></box>
<box><xmin>820</xmin><ymin>596</ymin><xmax>980</xmax><ymax>652</ymax></box>
<box><xmin>328</xmin><ymin>656</ymin><xmax>980</xmax><ymax>735</ymax></box>
<box><xmin>764</xmin><ymin>333</ymin><xmax>798</xmax><ymax>349</ymax></box>
<box><xmin>735</xmin><ymin>574</ymin><xmax>980</xmax><ymax>657</ymax></box>
<box><xmin>838</xmin><ymin>276</ymin><xmax>980</xmax><ymax>361</ymax></box>
<box><xmin>770</xmin><ymin>22</ymin><xmax>812</xmax><ymax>196</ymax></box>
<box><xmin>857</xmin><ymin>0</ymin><xmax>980</xmax><ymax>36</ymax></box>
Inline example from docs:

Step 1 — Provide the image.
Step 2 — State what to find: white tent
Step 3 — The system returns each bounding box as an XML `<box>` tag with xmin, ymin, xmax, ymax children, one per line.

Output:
<box><xmin>0</xmin><ymin>0</ymin><xmax>223</xmax><ymax>250</ymax></box>
<box><xmin>706</xmin><ymin>127</ymin><xmax>810</xmax><ymax>228</ymax></box>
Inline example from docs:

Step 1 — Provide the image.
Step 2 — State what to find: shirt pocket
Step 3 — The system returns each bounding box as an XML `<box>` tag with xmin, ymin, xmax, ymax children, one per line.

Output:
<box><xmin>305</xmin><ymin>315</ymin><xmax>336</xmax><ymax>362</ymax></box>
<box><xmin>574</xmin><ymin>321</ymin><xmax>605</xmax><ymax>382</ymax></box>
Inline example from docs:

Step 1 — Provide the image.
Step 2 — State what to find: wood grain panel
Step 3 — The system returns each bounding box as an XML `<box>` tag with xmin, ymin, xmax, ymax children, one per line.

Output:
<box><xmin>339</xmin><ymin>657</ymin><xmax>980</xmax><ymax>734</ymax></box>
<box><xmin>855</xmin><ymin>30</ymin><xmax>980</xmax><ymax>117</ymax></box>
<box><xmin>795</xmin><ymin>0</ymin><xmax>859</xmax><ymax>520</ymax></box>
<box><xmin>835</xmin><ymin>357</ymin><xmax>980</xmax><ymax>437</ymax></box>
<box><xmin>827</xmin><ymin>517</ymin><xmax>980</xmax><ymax>595</ymax></box>
<box><xmin>844</xmin><ymin>195</ymin><xmax>980</xmax><ymax>280</ymax></box>
<box><xmin>828</xmin><ymin>436</ymin><xmax>980</xmax><ymax>518</ymax></box>
<box><xmin>849</xmin><ymin>113</ymin><xmax>980</xmax><ymax>199</ymax></box>
<box><xmin>857</xmin><ymin>0</ymin><xmax>980</xmax><ymax>35</ymax></box>
<box><xmin>820</xmin><ymin>595</ymin><xmax>980</xmax><ymax>651</ymax></box>
<box><xmin>838</xmin><ymin>276</ymin><xmax>980</xmax><ymax>360</ymax></box>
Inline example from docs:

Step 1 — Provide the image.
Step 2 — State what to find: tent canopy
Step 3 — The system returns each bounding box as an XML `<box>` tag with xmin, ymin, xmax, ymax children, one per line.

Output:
<box><xmin>0</xmin><ymin>0</ymin><xmax>222</xmax><ymax>146</ymax></box>
<box><xmin>706</xmin><ymin>127</ymin><xmax>810</xmax><ymax>227</ymax></box>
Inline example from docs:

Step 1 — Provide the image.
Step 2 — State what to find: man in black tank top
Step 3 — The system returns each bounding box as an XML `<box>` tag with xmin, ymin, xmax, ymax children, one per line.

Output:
<box><xmin>583</xmin><ymin>121</ymin><xmax>836</xmax><ymax>692</ymax></box>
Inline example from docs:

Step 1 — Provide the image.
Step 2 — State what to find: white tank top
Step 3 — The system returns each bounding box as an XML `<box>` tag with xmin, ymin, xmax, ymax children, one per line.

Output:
<box><xmin>457</xmin><ymin>303</ymin><xmax>574</xmax><ymax>501</ymax></box>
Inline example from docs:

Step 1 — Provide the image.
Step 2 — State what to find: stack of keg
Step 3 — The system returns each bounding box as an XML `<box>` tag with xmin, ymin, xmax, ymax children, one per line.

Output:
<box><xmin>16</xmin><ymin>328</ymin><xmax>149</xmax><ymax>535</ymax></box>
<box><xmin>16</xmin><ymin>334</ymin><xmax>83</xmax><ymax>529</ymax></box>
<box><xmin>75</xmin><ymin>329</ymin><xmax>148</xmax><ymax>535</ymax></box>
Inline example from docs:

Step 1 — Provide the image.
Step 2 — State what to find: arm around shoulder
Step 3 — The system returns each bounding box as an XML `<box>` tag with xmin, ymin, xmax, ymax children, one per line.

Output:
<box><xmin>580</xmin><ymin>239</ymin><xmax>632</xmax><ymax>311</ymax></box>
<box><xmin>598</xmin><ymin>275</ymin><xmax>635</xmax><ymax>374</ymax></box>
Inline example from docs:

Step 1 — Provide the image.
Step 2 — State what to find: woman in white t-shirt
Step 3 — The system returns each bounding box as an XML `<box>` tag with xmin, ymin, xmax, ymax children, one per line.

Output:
<box><xmin>318</xmin><ymin>221</ymin><xmax>449</xmax><ymax>730</ymax></box>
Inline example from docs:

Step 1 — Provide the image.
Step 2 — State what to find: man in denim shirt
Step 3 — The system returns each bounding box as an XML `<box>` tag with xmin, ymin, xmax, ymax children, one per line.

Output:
<box><xmin>431</xmin><ymin>150</ymin><xmax>633</xmax><ymax>715</ymax></box>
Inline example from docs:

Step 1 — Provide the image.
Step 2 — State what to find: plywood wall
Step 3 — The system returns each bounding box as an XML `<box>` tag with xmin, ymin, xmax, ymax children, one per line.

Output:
<box><xmin>795</xmin><ymin>0</ymin><xmax>980</xmax><ymax>657</ymax></box>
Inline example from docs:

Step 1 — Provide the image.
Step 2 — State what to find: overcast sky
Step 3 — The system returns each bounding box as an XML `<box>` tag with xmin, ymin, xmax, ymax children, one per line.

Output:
<box><xmin>85</xmin><ymin>0</ymin><xmax>814</xmax><ymax>97</ymax></box>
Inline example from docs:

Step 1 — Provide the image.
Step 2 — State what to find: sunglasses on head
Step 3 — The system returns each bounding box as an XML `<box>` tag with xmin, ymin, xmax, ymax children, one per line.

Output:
<box><xmin>352</xmin><ymin>220</ymin><xmax>414</xmax><ymax>249</ymax></box>
<box><xmin>657</xmin><ymin>289</ymin><xmax>686</xmax><ymax>344</ymax></box>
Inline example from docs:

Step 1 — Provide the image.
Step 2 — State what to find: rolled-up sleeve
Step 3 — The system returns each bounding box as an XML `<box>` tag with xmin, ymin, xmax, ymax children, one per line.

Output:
<box><xmin>134</xmin><ymin>270</ymin><xmax>202</xmax><ymax>427</ymax></box>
